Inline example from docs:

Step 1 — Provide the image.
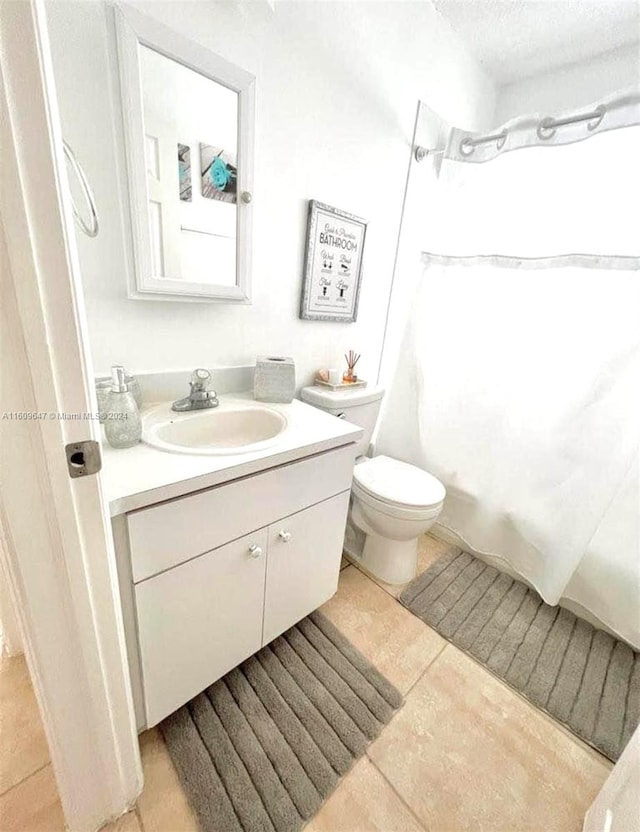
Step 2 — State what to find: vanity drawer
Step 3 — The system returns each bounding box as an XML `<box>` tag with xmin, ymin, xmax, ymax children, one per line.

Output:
<box><xmin>127</xmin><ymin>445</ymin><xmax>355</xmax><ymax>582</ymax></box>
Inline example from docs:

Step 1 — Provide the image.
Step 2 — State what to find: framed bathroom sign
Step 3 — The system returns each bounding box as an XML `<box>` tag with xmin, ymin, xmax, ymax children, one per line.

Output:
<box><xmin>300</xmin><ymin>200</ymin><xmax>367</xmax><ymax>322</ymax></box>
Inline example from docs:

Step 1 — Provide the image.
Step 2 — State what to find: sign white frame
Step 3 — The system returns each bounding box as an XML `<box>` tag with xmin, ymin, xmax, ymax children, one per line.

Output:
<box><xmin>300</xmin><ymin>200</ymin><xmax>367</xmax><ymax>322</ymax></box>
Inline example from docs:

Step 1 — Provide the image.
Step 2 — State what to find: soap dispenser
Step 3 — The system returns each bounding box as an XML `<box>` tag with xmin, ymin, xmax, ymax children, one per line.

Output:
<box><xmin>104</xmin><ymin>365</ymin><xmax>142</xmax><ymax>449</ymax></box>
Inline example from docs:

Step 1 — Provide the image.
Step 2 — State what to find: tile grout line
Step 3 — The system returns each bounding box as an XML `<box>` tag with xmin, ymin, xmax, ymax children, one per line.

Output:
<box><xmin>396</xmin><ymin>592</ymin><xmax>613</xmax><ymax>768</ymax></box>
<box><xmin>412</xmin><ymin>614</ymin><xmax>610</xmax><ymax>766</ymax></box>
<box><xmin>423</xmin><ymin>619</ymin><xmax>613</xmax><ymax>767</ymax></box>
<box><xmin>350</xmin><ymin>558</ymin><xmax>398</xmax><ymax>599</ymax></box>
<box><xmin>360</xmin><ymin>637</ymin><xmax>451</xmax><ymax>831</ymax></box>
<box><xmin>346</xmin><ymin>547</ymin><xmax>453</xmax><ymax>698</ymax></box>
<box><xmin>353</xmin><ymin>548</ymin><xmax>607</xmax><ymax>820</ymax></box>
<box><xmin>0</xmin><ymin>760</ymin><xmax>51</xmax><ymax>800</ymax></box>
<box><xmin>346</xmin><ymin>545</ymin><xmax>607</xmax><ymax>761</ymax></box>
<box><xmin>402</xmin><ymin>641</ymin><xmax>450</xmax><ymax>699</ymax></box>
<box><xmin>355</xmin><ymin>570</ymin><xmax>609</xmax><ymax>832</ymax></box>
<box><xmin>366</xmin><ymin>754</ymin><xmax>432</xmax><ymax>832</ymax></box>
<box><xmin>343</xmin><ymin>546</ymin><xmax>456</xmax><ymax>703</ymax></box>
<box><xmin>361</xmin><ymin>641</ymin><xmax>450</xmax><ymax>808</ymax></box>
<box><xmin>353</xmin><ymin>543</ymin><xmax>616</xmax><ymax>768</ymax></box>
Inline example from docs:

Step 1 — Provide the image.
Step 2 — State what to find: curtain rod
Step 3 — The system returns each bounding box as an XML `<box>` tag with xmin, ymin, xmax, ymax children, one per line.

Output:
<box><xmin>414</xmin><ymin>104</ymin><xmax>607</xmax><ymax>162</ymax></box>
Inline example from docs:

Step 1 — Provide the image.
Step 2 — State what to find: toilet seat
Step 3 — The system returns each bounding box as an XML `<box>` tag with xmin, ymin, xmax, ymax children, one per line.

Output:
<box><xmin>352</xmin><ymin>481</ymin><xmax>443</xmax><ymax>522</ymax></box>
<box><xmin>353</xmin><ymin>455</ymin><xmax>446</xmax><ymax>510</ymax></box>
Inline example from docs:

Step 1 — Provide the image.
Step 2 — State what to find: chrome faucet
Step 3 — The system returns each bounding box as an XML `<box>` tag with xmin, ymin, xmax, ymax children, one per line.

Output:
<box><xmin>172</xmin><ymin>369</ymin><xmax>219</xmax><ymax>412</ymax></box>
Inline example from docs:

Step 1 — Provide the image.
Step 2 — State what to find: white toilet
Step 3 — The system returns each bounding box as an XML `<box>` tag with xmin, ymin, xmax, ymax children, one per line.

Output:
<box><xmin>300</xmin><ymin>385</ymin><xmax>446</xmax><ymax>585</ymax></box>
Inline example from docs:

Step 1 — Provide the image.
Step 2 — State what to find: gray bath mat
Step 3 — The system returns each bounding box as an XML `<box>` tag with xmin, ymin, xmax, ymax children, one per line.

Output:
<box><xmin>160</xmin><ymin>611</ymin><xmax>403</xmax><ymax>832</ymax></box>
<box><xmin>400</xmin><ymin>547</ymin><xmax>639</xmax><ymax>761</ymax></box>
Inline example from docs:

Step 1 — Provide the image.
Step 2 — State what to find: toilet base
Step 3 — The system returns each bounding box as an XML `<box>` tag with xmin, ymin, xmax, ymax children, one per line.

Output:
<box><xmin>360</xmin><ymin>530</ymin><xmax>419</xmax><ymax>585</ymax></box>
<box><xmin>345</xmin><ymin>487</ymin><xmax>442</xmax><ymax>585</ymax></box>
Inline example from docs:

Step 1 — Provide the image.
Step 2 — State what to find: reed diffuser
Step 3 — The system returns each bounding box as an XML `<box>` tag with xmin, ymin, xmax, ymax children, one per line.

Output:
<box><xmin>343</xmin><ymin>350</ymin><xmax>361</xmax><ymax>384</ymax></box>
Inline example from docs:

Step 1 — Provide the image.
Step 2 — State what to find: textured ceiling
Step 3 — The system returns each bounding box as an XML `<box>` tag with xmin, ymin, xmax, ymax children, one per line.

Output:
<box><xmin>432</xmin><ymin>0</ymin><xmax>640</xmax><ymax>84</ymax></box>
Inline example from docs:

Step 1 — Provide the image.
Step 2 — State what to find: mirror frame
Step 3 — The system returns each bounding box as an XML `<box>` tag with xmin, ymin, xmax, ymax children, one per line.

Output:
<box><xmin>115</xmin><ymin>4</ymin><xmax>255</xmax><ymax>303</ymax></box>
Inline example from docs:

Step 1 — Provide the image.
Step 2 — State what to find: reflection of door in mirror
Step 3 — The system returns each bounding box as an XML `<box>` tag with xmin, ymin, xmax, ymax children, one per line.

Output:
<box><xmin>116</xmin><ymin>5</ymin><xmax>254</xmax><ymax>302</ymax></box>
<box><xmin>139</xmin><ymin>45</ymin><xmax>238</xmax><ymax>287</ymax></box>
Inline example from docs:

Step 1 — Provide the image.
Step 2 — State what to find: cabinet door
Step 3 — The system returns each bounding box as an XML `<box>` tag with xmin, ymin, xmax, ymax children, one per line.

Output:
<box><xmin>263</xmin><ymin>490</ymin><xmax>350</xmax><ymax>645</ymax></box>
<box><xmin>135</xmin><ymin>528</ymin><xmax>267</xmax><ymax>726</ymax></box>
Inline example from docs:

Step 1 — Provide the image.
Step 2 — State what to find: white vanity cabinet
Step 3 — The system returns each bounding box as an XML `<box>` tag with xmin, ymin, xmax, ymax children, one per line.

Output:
<box><xmin>113</xmin><ymin>444</ymin><xmax>355</xmax><ymax>729</ymax></box>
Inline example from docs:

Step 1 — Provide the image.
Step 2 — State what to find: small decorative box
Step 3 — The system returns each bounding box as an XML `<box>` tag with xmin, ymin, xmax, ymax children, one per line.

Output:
<box><xmin>254</xmin><ymin>356</ymin><xmax>296</xmax><ymax>403</ymax></box>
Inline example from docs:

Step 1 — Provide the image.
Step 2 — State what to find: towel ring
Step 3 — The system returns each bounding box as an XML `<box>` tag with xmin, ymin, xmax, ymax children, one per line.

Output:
<box><xmin>63</xmin><ymin>140</ymin><xmax>99</xmax><ymax>238</ymax></box>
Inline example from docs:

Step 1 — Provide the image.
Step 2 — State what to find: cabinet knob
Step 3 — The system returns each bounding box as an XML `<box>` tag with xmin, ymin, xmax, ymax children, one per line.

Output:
<box><xmin>248</xmin><ymin>544</ymin><xmax>263</xmax><ymax>558</ymax></box>
<box><xmin>278</xmin><ymin>530</ymin><xmax>292</xmax><ymax>543</ymax></box>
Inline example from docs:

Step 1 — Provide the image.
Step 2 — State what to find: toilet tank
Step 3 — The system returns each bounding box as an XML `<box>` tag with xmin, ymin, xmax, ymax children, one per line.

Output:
<box><xmin>300</xmin><ymin>385</ymin><xmax>385</xmax><ymax>457</ymax></box>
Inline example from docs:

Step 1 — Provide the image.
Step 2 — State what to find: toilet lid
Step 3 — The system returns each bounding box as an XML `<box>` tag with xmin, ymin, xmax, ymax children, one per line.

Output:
<box><xmin>353</xmin><ymin>455</ymin><xmax>446</xmax><ymax>508</ymax></box>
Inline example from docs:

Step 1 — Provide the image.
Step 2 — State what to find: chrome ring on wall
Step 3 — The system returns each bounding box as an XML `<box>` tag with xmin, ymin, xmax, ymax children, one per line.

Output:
<box><xmin>63</xmin><ymin>140</ymin><xmax>99</xmax><ymax>238</ymax></box>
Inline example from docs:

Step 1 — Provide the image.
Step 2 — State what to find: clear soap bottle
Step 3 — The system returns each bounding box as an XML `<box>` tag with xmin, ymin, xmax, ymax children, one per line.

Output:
<box><xmin>104</xmin><ymin>365</ymin><xmax>142</xmax><ymax>449</ymax></box>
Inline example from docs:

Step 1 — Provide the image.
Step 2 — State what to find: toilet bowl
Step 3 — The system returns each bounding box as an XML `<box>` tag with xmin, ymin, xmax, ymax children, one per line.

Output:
<box><xmin>300</xmin><ymin>385</ymin><xmax>446</xmax><ymax>585</ymax></box>
<box><xmin>349</xmin><ymin>455</ymin><xmax>445</xmax><ymax>584</ymax></box>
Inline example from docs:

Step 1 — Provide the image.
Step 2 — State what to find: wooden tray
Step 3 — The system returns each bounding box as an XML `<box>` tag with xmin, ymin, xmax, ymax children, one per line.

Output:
<box><xmin>314</xmin><ymin>379</ymin><xmax>368</xmax><ymax>392</ymax></box>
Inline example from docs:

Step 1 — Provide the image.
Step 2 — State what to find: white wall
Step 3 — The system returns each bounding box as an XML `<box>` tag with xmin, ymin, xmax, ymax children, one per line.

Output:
<box><xmin>495</xmin><ymin>43</ymin><xmax>640</xmax><ymax>124</ymax></box>
<box><xmin>45</xmin><ymin>0</ymin><xmax>495</xmax><ymax>388</ymax></box>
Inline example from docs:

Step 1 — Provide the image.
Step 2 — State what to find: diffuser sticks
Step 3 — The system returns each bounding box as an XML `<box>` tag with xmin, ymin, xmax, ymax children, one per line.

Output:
<box><xmin>343</xmin><ymin>350</ymin><xmax>361</xmax><ymax>383</ymax></box>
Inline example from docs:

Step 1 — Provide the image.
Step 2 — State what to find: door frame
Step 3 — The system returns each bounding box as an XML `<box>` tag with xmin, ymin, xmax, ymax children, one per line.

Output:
<box><xmin>0</xmin><ymin>1</ymin><xmax>142</xmax><ymax>829</ymax></box>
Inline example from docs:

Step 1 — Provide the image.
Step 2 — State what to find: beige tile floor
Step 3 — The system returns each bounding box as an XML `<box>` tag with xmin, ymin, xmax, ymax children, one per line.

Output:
<box><xmin>0</xmin><ymin>653</ymin><xmax>144</xmax><ymax>832</ymax></box>
<box><xmin>0</xmin><ymin>534</ymin><xmax>611</xmax><ymax>832</ymax></box>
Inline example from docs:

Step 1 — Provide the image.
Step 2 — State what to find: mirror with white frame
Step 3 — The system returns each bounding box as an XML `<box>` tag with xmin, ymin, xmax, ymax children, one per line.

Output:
<box><xmin>115</xmin><ymin>5</ymin><xmax>255</xmax><ymax>302</ymax></box>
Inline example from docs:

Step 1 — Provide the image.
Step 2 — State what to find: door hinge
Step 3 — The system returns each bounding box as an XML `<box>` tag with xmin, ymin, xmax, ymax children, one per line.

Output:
<box><xmin>65</xmin><ymin>440</ymin><xmax>102</xmax><ymax>479</ymax></box>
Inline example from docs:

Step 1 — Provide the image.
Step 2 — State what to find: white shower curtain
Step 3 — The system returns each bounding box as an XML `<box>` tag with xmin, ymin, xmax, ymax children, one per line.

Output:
<box><xmin>377</xmin><ymin>98</ymin><xmax>640</xmax><ymax>647</ymax></box>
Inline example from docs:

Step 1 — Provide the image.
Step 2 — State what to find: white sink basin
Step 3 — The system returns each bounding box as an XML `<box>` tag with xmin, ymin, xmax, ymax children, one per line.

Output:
<box><xmin>142</xmin><ymin>400</ymin><xmax>288</xmax><ymax>455</ymax></box>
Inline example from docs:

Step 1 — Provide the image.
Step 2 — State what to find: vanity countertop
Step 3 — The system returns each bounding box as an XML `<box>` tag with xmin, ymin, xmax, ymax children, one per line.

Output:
<box><xmin>101</xmin><ymin>395</ymin><xmax>362</xmax><ymax>516</ymax></box>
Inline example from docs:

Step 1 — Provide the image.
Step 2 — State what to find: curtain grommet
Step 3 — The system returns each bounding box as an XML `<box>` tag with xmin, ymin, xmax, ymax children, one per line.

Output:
<box><xmin>459</xmin><ymin>138</ymin><xmax>475</xmax><ymax>157</ymax></box>
<box><xmin>537</xmin><ymin>118</ymin><xmax>556</xmax><ymax>141</ymax></box>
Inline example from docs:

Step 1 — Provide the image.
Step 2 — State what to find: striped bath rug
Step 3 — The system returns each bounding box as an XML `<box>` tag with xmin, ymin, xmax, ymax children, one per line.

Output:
<box><xmin>160</xmin><ymin>611</ymin><xmax>403</xmax><ymax>832</ymax></box>
<box><xmin>400</xmin><ymin>546</ymin><xmax>639</xmax><ymax>761</ymax></box>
